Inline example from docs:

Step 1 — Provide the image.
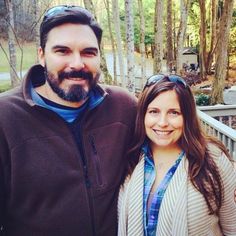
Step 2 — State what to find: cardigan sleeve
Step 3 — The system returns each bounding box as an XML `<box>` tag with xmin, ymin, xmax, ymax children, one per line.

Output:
<box><xmin>217</xmin><ymin>153</ymin><xmax>236</xmax><ymax>235</ymax></box>
<box><xmin>117</xmin><ymin>177</ymin><xmax>130</xmax><ymax>236</ymax></box>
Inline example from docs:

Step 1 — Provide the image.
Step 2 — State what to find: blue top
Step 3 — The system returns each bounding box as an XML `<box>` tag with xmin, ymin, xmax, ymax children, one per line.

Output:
<box><xmin>142</xmin><ymin>143</ymin><xmax>185</xmax><ymax>236</ymax></box>
<box><xmin>30</xmin><ymin>83</ymin><xmax>104</xmax><ymax>123</ymax></box>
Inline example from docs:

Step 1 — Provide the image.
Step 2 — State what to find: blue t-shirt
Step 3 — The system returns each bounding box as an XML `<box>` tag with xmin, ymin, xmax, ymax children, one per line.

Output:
<box><xmin>30</xmin><ymin>84</ymin><xmax>104</xmax><ymax>123</ymax></box>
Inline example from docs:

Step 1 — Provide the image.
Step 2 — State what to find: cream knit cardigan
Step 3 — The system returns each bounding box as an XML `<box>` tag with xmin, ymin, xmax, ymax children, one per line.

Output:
<box><xmin>118</xmin><ymin>145</ymin><xmax>236</xmax><ymax>236</ymax></box>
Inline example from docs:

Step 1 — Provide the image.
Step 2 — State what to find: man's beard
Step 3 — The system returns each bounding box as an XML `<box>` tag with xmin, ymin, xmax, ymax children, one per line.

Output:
<box><xmin>44</xmin><ymin>66</ymin><xmax>100</xmax><ymax>102</ymax></box>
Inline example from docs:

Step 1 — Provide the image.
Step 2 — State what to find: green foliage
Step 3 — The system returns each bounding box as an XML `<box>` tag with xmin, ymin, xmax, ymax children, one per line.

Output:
<box><xmin>230</xmin><ymin>26</ymin><xmax>236</xmax><ymax>52</ymax></box>
<box><xmin>145</xmin><ymin>34</ymin><xmax>154</xmax><ymax>45</ymax></box>
<box><xmin>188</xmin><ymin>1</ymin><xmax>201</xmax><ymax>48</ymax></box>
<box><xmin>230</xmin><ymin>9</ymin><xmax>236</xmax><ymax>52</ymax></box>
<box><xmin>101</xmin><ymin>0</ymin><xmax>156</xmax><ymax>47</ymax></box>
<box><xmin>195</xmin><ymin>93</ymin><xmax>210</xmax><ymax>106</ymax></box>
<box><xmin>101</xmin><ymin>0</ymin><xmax>236</xmax><ymax>55</ymax></box>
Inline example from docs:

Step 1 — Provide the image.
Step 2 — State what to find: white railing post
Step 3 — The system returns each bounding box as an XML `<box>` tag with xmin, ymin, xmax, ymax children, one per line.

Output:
<box><xmin>197</xmin><ymin>109</ymin><xmax>236</xmax><ymax>160</ymax></box>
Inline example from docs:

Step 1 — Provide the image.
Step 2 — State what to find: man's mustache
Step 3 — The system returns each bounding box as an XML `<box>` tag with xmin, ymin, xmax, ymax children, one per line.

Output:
<box><xmin>58</xmin><ymin>70</ymin><xmax>93</xmax><ymax>82</ymax></box>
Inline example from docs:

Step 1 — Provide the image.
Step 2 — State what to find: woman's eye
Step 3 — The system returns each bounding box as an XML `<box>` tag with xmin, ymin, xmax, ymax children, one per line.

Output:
<box><xmin>148</xmin><ymin>109</ymin><xmax>159</xmax><ymax>114</ymax></box>
<box><xmin>168</xmin><ymin>110</ymin><xmax>180</xmax><ymax>116</ymax></box>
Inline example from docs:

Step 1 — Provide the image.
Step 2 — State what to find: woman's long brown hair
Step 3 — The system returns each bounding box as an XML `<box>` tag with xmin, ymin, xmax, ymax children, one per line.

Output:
<box><xmin>127</xmin><ymin>77</ymin><xmax>232</xmax><ymax>215</ymax></box>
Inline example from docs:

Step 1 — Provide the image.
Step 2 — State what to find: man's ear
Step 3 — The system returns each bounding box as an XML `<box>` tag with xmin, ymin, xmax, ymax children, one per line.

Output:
<box><xmin>38</xmin><ymin>47</ymin><xmax>45</xmax><ymax>67</ymax></box>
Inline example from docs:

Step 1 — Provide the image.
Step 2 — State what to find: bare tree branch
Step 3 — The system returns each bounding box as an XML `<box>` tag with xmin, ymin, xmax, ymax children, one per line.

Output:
<box><xmin>0</xmin><ymin>40</ymin><xmax>20</xmax><ymax>81</ymax></box>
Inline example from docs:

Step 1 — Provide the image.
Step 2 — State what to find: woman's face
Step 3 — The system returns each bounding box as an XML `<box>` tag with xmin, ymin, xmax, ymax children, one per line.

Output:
<box><xmin>144</xmin><ymin>90</ymin><xmax>184</xmax><ymax>150</ymax></box>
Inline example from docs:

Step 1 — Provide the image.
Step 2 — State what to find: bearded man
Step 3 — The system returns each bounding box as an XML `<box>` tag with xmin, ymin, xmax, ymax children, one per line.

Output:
<box><xmin>0</xmin><ymin>5</ymin><xmax>137</xmax><ymax>236</ymax></box>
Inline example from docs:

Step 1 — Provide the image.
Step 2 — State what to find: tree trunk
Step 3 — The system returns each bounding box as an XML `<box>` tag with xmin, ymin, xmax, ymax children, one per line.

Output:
<box><xmin>112</xmin><ymin>0</ymin><xmax>125</xmax><ymax>87</ymax></box>
<box><xmin>100</xmin><ymin>42</ymin><xmax>113</xmax><ymax>85</ymax></box>
<box><xmin>176</xmin><ymin>0</ymin><xmax>191</xmax><ymax>74</ymax></box>
<box><xmin>32</xmin><ymin>0</ymin><xmax>40</xmax><ymax>63</ymax></box>
<box><xmin>173</xmin><ymin>1</ymin><xmax>177</xmax><ymax>62</ymax></box>
<box><xmin>83</xmin><ymin>0</ymin><xmax>112</xmax><ymax>85</ymax></box>
<box><xmin>153</xmin><ymin>0</ymin><xmax>163</xmax><ymax>74</ymax></box>
<box><xmin>198</xmin><ymin>0</ymin><xmax>207</xmax><ymax>80</ymax></box>
<box><xmin>125</xmin><ymin>0</ymin><xmax>135</xmax><ymax>93</ymax></box>
<box><xmin>166</xmin><ymin>0</ymin><xmax>173</xmax><ymax>73</ymax></box>
<box><xmin>5</xmin><ymin>0</ymin><xmax>19</xmax><ymax>87</ymax></box>
<box><xmin>104</xmin><ymin>0</ymin><xmax>117</xmax><ymax>85</ymax></box>
<box><xmin>83</xmin><ymin>0</ymin><xmax>95</xmax><ymax>14</ymax></box>
<box><xmin>137</xmin><ymin>0</ymin><xmax>146</xmax><ymax>88</ymax></box>
<box><xmin>211</xmin><ymin>0</ymin><xmax>234</xmax><ymax>104</ymax></box>
<box><xmin>206</xmin><ymin>0</ymin><xmax>217</xmax><ymax>74</ymax></box>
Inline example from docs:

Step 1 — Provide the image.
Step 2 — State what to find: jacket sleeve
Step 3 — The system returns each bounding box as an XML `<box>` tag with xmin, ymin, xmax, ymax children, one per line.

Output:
<box><xmin>0</xmin><ymin>168</ymin><xmax>4</xmax><ymax>235</ymax></box>
<box><xmin>218</xmin><ymin>153</ymin><xmax>236</xmax><ymax>235</ymax></box>
<box><xmin>0</xmin><ymin>126</ymin><xmax>7</xmax><ymax>234</ymax></box>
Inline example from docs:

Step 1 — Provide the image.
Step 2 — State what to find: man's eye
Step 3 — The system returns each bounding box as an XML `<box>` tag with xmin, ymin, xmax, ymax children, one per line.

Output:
<box><xmin>83</xmin><ymin>51</ymin><xmax>97</xmax><ymax>56</ymax></box>
<box><xmin>55</xmin><ymin>49</ymin><xmax>68</xmax><ymax>54</ymax></box>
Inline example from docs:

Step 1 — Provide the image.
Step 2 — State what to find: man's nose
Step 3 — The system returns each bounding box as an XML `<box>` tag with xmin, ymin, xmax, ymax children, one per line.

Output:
<box><xmin>69</xmin><ymin>54</ymin><xmax>84</xmax><ymax>70</ymax></box>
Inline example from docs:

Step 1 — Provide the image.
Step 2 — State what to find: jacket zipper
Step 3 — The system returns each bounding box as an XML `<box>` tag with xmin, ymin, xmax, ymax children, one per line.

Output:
<box><xmin>76</xmin><ymin>123</ymin><xmax>91</xmax><ymax>188</ymax></box>
<box><xmin>89</xmin><ymin>134</ymin><xmax>103</xmax><ymax>186</ymax></box>
<box><xmin>77</xmin><ymin>119</ymin><xmax>96</xmax><ymax>236</ymax></box>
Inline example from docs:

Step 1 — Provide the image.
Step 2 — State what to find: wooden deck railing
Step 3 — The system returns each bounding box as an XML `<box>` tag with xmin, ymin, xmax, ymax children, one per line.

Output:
<box><xmin>198</xmin><ymin>105</ymin><xmax>236</xmax><ymax>128</ymax></box>
<box><xmin>197</xmin><ymin>106</ymin><xmax>236</xmax><ymax>160</ymax></box>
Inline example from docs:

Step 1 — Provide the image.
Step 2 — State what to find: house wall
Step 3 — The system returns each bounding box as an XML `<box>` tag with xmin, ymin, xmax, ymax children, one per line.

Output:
<box><xmin>181</xmin><ymin>54</ymin><xmax>198</xmax><ymax>67</ymax></box>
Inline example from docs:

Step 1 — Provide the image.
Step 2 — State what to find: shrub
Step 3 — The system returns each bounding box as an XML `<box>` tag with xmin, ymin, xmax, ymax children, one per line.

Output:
<box><xmin>195</xmin><ymin>93</ymin><xmax>210</xmax><ymax>106</ymax></box>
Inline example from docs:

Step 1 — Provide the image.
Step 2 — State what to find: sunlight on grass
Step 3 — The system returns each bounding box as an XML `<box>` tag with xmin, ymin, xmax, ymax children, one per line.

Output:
<box><xmin>0</xmin><ymin>80</ymin><xmax>11</xmax><ymax>93</ymax></box>
<box><xmin>0</xmin><ymin>41</ymin><xmax>38</xmax><ymax>73</ymax></box>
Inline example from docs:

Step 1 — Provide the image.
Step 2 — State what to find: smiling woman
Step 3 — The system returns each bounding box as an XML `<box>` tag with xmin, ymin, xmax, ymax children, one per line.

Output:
<box><xmin>118</xmin><ymin>74</ymin><xmax>236</xmax><ymax>236</ymax></box>
<box><xmin>144</xmin><ymin>90</ymin><xmax>184</xmax><ymax>154</ymax></box>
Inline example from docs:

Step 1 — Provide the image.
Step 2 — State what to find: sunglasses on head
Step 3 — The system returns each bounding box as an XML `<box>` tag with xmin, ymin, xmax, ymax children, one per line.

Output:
<box><xmin>44</xmin><ymin>5</ymin><xmax>91</xmax><ymax>19</ymax></box>
<box><xmin>143</xmin><ymin>74</ymin><xmax>187</xmax><ymax>90</ymax></box>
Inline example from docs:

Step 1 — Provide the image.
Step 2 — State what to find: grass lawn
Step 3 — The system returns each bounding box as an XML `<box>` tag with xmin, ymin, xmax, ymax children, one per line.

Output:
<box><xmin>0</xmin><ymin>80</ymin><xmax>11</xmax><ymax>93</ymax></box>
<box><xmin>0</xmin><ymin>41</ymin><xmax>38</xmax><ymax>73</ymax></box>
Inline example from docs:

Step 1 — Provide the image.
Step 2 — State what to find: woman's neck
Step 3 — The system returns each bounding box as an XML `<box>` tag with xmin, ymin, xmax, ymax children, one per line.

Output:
<box><xmin>151</xmin><ymin>145</ymin><xmax>182</xmax><ymax>163</ymax></box>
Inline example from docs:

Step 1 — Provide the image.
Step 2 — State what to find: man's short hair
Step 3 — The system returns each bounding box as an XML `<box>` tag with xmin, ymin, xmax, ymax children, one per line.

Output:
<box><xmin>40</xmin><ymin>5</ymin><xmax>103</xmax><ymax>51</ymax></box>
